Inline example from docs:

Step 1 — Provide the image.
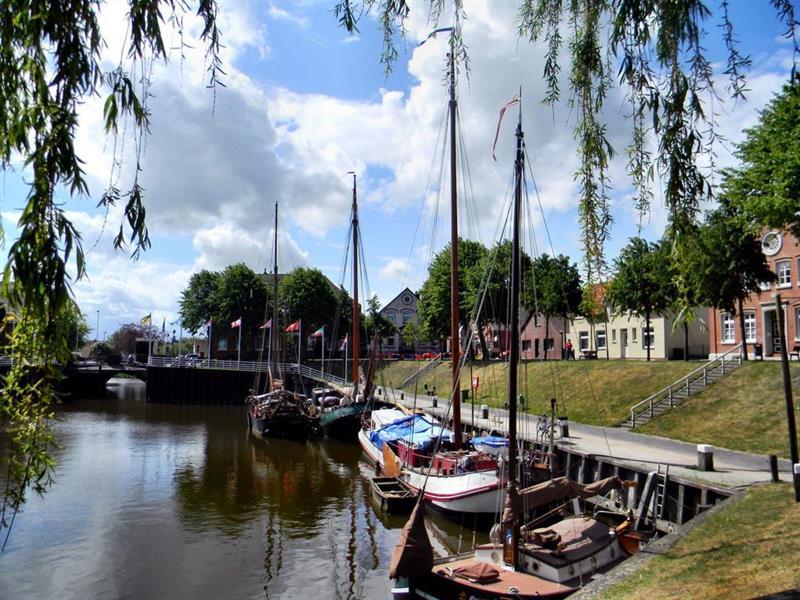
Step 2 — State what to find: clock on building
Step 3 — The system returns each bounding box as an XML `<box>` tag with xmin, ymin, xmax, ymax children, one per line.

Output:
<box><xmin>761</xmin><ymin>231</ymin><xmax>782</xmax><ymax>256</ymax></box>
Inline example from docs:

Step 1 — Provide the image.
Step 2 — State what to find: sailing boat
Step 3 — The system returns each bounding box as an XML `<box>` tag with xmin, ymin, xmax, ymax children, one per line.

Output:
<box><xmin>320</xmin><ymin>174</ymin><xmax>393</xmax><ymax>440</ymax></box>
<box><xmin>389</xmin><ymin>104</ymin><xmax>642</xmax><ymax>599</ymax></box>
<box><xmin>247</xmin><ymin>202</ymin><xmax>320</xmax><ymax>439</ymax></box>
<box><xmin>358</xmin><ymin>28</ymin><xmax>506</xmax><ymax>517</ymax></box>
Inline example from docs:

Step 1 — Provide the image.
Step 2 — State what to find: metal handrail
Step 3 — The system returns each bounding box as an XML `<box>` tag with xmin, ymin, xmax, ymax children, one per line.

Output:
<box><xmin>629</xmin><ymin>343</ymin><xmax>742</xmax><ymax>427</ymax></box>
<box><xmin>399</xmin><ymin>353</ymin><xmax>443</xmax><ymax>388</ymax></box>
<box><xmin>146</xmin><ymin>356</ymin><xmax>349</xmax><ymax>385</ymax></box>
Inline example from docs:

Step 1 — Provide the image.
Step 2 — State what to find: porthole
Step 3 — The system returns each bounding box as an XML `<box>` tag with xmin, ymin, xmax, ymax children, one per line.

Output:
<box><xmin>531</xmin><ymin>561</ymin><xmax>539</xmax><ymax>571</ymax></box>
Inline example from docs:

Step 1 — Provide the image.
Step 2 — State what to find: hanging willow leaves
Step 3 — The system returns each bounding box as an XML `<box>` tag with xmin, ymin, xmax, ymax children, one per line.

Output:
<box><xmin>337</xmin><ymin>1</ymin><xmax>799</xmax><ymax>283</ymax></box>
<box><xmin>0</xmin><ymin>0</ymin><xmax>222</xmax><ymax>542</ymax></box>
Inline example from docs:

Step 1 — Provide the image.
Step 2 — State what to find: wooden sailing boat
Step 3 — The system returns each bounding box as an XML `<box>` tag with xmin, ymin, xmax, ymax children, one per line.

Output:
<box><xmin>247</xmin><ymin>202</ymin><xmax>320</xmax><ymax>439</ymax></box>
<box><xmin>320</xmin><ymin>174</ymin><xmax>392</xmax><ymax>440</ymax></box>
<box><xmin>389</xmin><ymin>102</ymin><xmax>641</xmax><ymax>600</ymax></box>
<box><xmin>358</xmin><ymin>28</ymin><xmax>505</xmax><ymax>517</ymax></box>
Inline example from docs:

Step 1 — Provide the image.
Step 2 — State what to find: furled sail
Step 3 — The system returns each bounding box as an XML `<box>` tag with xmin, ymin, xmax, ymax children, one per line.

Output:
<box><xmin>388</xmin><ymin>500</ymin><xmax>433</xmax><ymax>579</ymax></box>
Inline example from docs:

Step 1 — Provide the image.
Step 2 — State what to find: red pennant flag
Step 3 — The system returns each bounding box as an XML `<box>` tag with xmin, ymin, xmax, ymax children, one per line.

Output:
<box><xmin>285</xmin><ymin>320</ymin><xmax>300</xmax><ymax>333</ymax></box>
<box><xmin>492</xmin><ymin>95</ymin><xmax>520</xmax><ymax>161</ymax></box>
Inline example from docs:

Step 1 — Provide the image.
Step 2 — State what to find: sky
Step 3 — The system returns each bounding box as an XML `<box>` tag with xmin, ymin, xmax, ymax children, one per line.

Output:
<box><xmin>0</xmin><ymin>0</ymin><xmax>795</xmax><ymax>341</ymax></box>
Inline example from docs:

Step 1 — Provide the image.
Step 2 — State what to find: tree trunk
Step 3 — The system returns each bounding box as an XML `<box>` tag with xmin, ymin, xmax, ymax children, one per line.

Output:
<box><xmin>683</xmin><ymin>321</ymin><xmax>689</xmax><ymax>361</ymax></box>
<box><xmin>477</xmin><ymin>319</ymin><xmax>490</xmax><ymax>361</ymax></box>
<box><xmin>646</xmin><ymin>311</ymin><xmax>651</xmax><ymax>362</ymax></box>
<box><xmin>605</xmin><ymin>323</ymin><xmax>610</xmax><ymax>360</ymax></box>
<box><xmin>738</xmin><ymin>297</ymin><xmax>748</xmax><ymax>361</ymax></box>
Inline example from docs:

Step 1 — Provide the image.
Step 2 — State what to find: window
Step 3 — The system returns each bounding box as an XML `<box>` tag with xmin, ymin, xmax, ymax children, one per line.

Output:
<box><xmin>596</xmin><ymin>330</ymin><xmax>607</xmax><ymax>350</ymax></box>
<box><xmin>642</xmin><ymin>326</ymin><xmax>654</xmax><ymax>349</ymax></box>
<box><xmin>632</xmin><ymin>328</ymin><xmax>637</xmax><ymax>343</ymax></box>
<box><xmin>384</xmin><ymin>310</ymin><xmax>397</xmax><ymax>324</ymax></box>
<box><xmin>402</xmin><ymin>310</ymin><xmax>413</xmax><ymax>324</ymax></box>
<box><xmin>522</xmin><ymin>340</ymin><xmax>531</xmax><ymax>351</ymax></box>
<box><xmin>621</xmin><ymin>328</ymin><xmax>628</xmax><ymax>346</ymax></box>
<box><xmin>744</xmin><ymin>311</ymin><xmax>756</xmax><ymax>343</ymax></box>
<box><xmin>544</xmin><ymin>338</ymin><xmax>554</xmax><ymax>350</ymax></box>
<box><xmin>721</xmin><ymin>313</ymin><xmax>735</xmax><ymax>343</ymax></box>
<box><xmin>795</xmin><ymin>307</ymin><xmax>800</xmax><ymax>341</ymax></box>
<box><xmin>385</xmin><ymin>336</ymin><xmax>395</xmax><ymax>347</ymax></box>
<box><xmin>611</xmin><ymin>329</ymin><xmax>617</xmax><ymax>344</ymax></box>
<box><xmin>777</xmin><ymin>260</ymin><xmax>791</xmax><ymax>288</ymax></box>
<box><xmin>578</xmin><ymin>331</ymin><xmax>589</xmax><ymax>350</ymax></box>
<box><xmin>217</xmin><ymin>338</ymin><xmax>228</xmax><ymax>351</ymax></box>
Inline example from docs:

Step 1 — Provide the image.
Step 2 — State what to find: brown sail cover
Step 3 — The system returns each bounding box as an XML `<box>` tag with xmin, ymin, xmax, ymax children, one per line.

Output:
<box><xmin>519</xmin><ymin>476</ymin><xmax>625</xmax><ymax>510</ymax></box>
<box><xmin>389</xmin><ymin>500</ymin><xmax>434</xmax><ymax>579</ymax></box>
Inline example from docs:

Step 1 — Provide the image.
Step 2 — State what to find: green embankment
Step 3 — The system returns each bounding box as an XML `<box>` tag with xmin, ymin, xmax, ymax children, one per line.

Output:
<box><xmin>601</xmin><ymin>483</ymin><xmax>800</xmax><ymax>600</ymax></box>
<box><xmin>376</xmin><ymin>360</ymin><xmax>701</xmax><ymax>427</ymax></box>
<box><xmin>637</xmin><ymin>361</ymin><xmax>800</xmax><ymax>458</ymax></box>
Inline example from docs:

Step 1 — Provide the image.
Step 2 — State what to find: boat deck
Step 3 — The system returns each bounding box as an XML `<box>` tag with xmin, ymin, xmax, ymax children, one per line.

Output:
<box><xmin>430</xmin><ymin>558</ymin><xmax>576</xmax><ymax>598</ymax></box>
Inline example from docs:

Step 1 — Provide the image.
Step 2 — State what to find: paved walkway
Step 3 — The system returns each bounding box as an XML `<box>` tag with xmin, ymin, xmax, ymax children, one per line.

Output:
<box><xmin>376</xmin><ymin>386</ymin><xmax>793</xmax><ymax>489</ymax></box>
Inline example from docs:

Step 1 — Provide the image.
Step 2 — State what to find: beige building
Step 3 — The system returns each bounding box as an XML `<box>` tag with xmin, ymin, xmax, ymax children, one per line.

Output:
<box><xmin>571</xmin><ymin>309</ymin><xmax>709</xmax><ymax>360</ymax></box>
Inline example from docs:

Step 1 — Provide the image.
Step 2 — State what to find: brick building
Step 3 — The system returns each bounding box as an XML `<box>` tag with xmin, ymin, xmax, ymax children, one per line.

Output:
<box><xmin>708</xmin><ymin>229</ymin><xmax>800</xmax><ymax>358</ymax></box>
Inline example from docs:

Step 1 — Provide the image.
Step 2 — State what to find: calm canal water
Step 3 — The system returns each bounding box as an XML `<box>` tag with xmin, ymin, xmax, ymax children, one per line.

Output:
<box><xmin>0</xmin><ymin>379</ymin><xmax>482</xmax><ymax>600</ymax></box>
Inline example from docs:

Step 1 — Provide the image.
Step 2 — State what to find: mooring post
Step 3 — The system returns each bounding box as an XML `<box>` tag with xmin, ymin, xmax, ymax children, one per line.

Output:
<box><xmin>769</xmin><ymin>455</ymin><xmax>779</xmax><ymax>483</ymax></box>
<box><xmin>697</xmin><ymin>444</ymin><xmax>714</xmax><ymax>471</ymax></box>
<box><xmin>795</xmin><ymin>464</ymin><xmax>800</xmax><ymax>503</ymax></box>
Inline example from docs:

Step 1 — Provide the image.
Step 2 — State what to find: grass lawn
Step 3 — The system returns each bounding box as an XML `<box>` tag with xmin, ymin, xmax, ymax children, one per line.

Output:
<box><xmin>601</xmin><ymin>483</ymin><xmax>800</xmax><ymax>599</ymax></box>
<box><xmin>376</xmin><ymin>359</ymin><xmax>700</xmax><ymax>427</ymax></box>
<box><xmin>637</xmin><ymin>361</ymin><xmax>800</xmax><ymax>458</ymax></box>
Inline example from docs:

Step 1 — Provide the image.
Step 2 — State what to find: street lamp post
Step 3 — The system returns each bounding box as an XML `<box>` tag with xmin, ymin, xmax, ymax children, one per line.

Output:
<box><xmin>96</xmin><ymin>310</ymin><xmax>100</xmax><ymax>360</ymax></box>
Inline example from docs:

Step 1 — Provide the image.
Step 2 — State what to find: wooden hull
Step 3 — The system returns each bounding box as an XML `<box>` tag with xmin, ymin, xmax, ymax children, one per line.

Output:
<box><xmin>248</xmin><ymin>407</ymin><xmax>319</xmax><ymax>439</ymax></box>
<box><xmin>370</xmin><ymin>476</ymin><xmax>418</xmax><ymax>514</ymax></box>
<box><xmin>321</xmin><ymin>400</ymin><xmax>395</xmax><ymax>441</ymax></box>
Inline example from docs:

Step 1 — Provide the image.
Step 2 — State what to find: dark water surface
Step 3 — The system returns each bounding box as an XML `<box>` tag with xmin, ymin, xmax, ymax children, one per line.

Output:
<box><xmin>0</xmin><ymin>380</ymin><xmax>481</xmax><ymax>600</ymax></box>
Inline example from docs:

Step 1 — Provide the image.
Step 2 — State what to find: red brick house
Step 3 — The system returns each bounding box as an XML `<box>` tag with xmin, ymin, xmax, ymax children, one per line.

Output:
<box><xmin>708</xmin><ymin>229</ymin><xmax>800</xmax><ymax>358</ymax></box>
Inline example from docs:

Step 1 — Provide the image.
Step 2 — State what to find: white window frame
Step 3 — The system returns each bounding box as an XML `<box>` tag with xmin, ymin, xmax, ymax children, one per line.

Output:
<box><xmin>632</xmin><ymin>328</ymin><xmax>637</xmax><ymax>343</ymax></box>
<box><xmin>578</xmin><ymin>331</ymin><xmax>589</xmax><ymax>350</ymax></box>
<box><xmin>744</xmin><ymin>311</ymin><xmax>756</xmax><ymax>343</ymax></box>
<box><xmin>721</xmin><ymin>313</ymin><xmax>735</xmax><ymax>343</ymax></box>
<box><xmin>596</xmin><ymin>330</ymin><xmax>607</xmax><ymax>350</ymax></box>
<box><xmin>611</xmin><ymin>329</ymin><xmax>617</xmax><ymax>344</ymax></box>
<box><xmin>795</xmin><ymin>307</ymin><xmax>800</xmax><ymax>342</ymax></box>
<box><xmin>777</xmin><ymin>260</ymin><xmax>791</xmax><ymax>288</ymax></box>
<box><xmin>385</xmin><ymin>310</ymin><xmax>397</xmax><ymax>323</ymax></box>
<box><xmin>642</xmin><ymin>326</ymin><xmax>654</xmax><ymax>349</ymax></box>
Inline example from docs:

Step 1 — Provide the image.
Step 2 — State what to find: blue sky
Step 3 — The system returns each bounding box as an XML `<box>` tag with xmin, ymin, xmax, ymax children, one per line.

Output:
<box><xmin>1</xmin><ymin>1</ymin><xmax>795</xmax><ymax>340</ymax></box>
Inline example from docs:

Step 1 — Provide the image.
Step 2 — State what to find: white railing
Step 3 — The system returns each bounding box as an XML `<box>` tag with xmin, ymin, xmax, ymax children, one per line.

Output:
<box><xmin>146</xmin><ymin>356</ymin><xmax>349</xmax><ymax>385</ymax></box>
<box><xmin>629</xmin><ymin>344</ymin><xmax>743</xmax><ymax>428</ymax></box>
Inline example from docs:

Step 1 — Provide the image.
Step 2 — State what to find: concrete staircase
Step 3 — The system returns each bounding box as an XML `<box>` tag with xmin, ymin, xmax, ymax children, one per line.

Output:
<box><xmin>399</xmin><ymin>353</ymin><xmax>443</xmax><ymax>388</ymax></box>
<box><xmin>622</xmin><ymin>344</ymin><xmax>743</xmax><ymax>429</ymax></box>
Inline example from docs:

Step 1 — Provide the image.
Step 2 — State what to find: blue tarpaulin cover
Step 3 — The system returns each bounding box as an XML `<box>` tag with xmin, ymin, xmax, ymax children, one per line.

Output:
<box><xmin>369</xmin><ymin>415</ymin><xmax>451</xmax><ymax>451</ymax></box>
<box><xmin>471</xmin><ymin>435</ymin><xmax>508</xmax><ymax>449</ymax></box>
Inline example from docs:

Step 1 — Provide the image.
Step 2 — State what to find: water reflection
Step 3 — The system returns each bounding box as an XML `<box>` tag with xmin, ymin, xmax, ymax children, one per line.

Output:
<box><xmin>0</xmin><ymin>378</ymin><xmax>487</xmax><ymax>600</ymax></box>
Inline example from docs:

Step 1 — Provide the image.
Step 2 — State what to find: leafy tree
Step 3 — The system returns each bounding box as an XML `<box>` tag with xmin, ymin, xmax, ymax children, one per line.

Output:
<box><xmin>0</xmin><ymin>1</ymin><xmax>221</xmax><ymax>532</ymax></box>
<box><xmin>109</xmin><ymin>323</ymin><xmax>164</xmax><ymax>357</ymax></box>
<box><xmin>607</xmin><ymin>238</ymin><xmax>674</xmax><ymax>362</ymax></box>
<box><xmin>401</xmin><ymin>320</ymin><xmax>423</xmax><ymax>351</ymax></box>
<box><xmin>336</xmin><ymin>1</ymin><xmax>799</xmax><ymax>278</ymax></box>
<box><xmin>529</xmin><ymin>254</ymin><xmax>582</xmax><ymax>360</ymax></box>
<box><xmin>364</xmin><ymin>296</ymin><xmax>397</xmax><ymax>353</ymax></box>
<box><xmin>179</xmin><ymin>270</ymin><xmax>222</xmax><ymax>334</ymax></box>
<box><xmin>722</xmin><ymin>77</ymin><xmax>800</xmax><ymax>236</ymax></box>
<box><xmin>418</xmin><ymin>239</ymin><xmax>486</xmax><ymax>348</ymax></box>
<box><xmin>57</xmin><ymin>304</ymin><xmax>91</xmax><ymax>352</ymax></box>
<box><xmin>213</xmin><ymin>264</ymin><xmax>269</xmax><ymax>335</ymax></box>
<box><xmin>280</xmin><ymin>268</ymin><xmax>339</xmax><ymax>362</ymax></box>
<box><xmin>686</xmin><ymin>202</ymin><xmax>776</xmax><ymax>359</ymax></box>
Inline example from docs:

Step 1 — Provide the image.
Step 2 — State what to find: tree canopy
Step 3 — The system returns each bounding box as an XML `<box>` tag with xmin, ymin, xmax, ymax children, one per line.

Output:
<box><xmin>721</xmin><ymin>76</ymin><xmax>800</xmax><ymax>236</ymax></box>
<box><xmin>280</xmin><ymin>268</ymin><xmax>340</xmax><ymax>333</ymax></box>
<box><xmin>180</xmin><ymin>270</ymin><xmax>223</xmax><ymax>334</ymax></box>
<box><xmin>607</xmin><ymin>238</ymin><xmax>674</xmax><ymax>361</ymax></box>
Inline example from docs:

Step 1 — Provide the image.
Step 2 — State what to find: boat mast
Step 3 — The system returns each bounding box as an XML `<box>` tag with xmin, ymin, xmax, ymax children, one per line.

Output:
<box><xmin>448</xmin><ymin>32</ymin><xmax>462</xmax><ymax>450</ymax></box>
<box><xmin>271</xmin><ymin>202</ymin><xmax>279</xmax><ymax>382</ymax></box>
<box><xmin>351</xmin><ymin>173</ymin><xmax>360</xmax><ymax>396</ymax></box>
<box><xmin>502</xmin><ymin>104</ymin><xmax>524</xmax><ymax>570</ymax></box>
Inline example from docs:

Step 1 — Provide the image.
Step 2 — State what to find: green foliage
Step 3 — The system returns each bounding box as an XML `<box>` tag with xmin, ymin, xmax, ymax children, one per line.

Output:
<box><xmin>338</xmin><ymin>1</ymin><xmax>798</xmax><ymax>278</ymax></box>
<box><xmin>400</xmin><ymin>320</ymin><xmax>423</xmax><ymax>348</ymax></box>
<box><xmin>607</xmin><ymin>238</ymin><xmax>674</xmax><ymax>360</ymax></box>
<box><xmin>578</xmin><ymin>283</ymin><xmax>607</xmax><ymax>325</ymax></box>
<box><xmin>686</xmin><ymin>202</ymin><xmax>776</xmax><ymax>315</ymax></box>
<box><xmin>365</xmin><ymin>295</ymin><xmax>396</xmax><ymax>339</ymax></box>
<box><xmin>418</xmin><ymin>239</ymin><xmax>487</xmax><ymax>341</ymax></box>
<box><xmin>0</xmin><ymin>0</ymin><xmax>222</xmax><ymax>535</ymax></box>
<box><xmin>528</xmin><ymin>254</ymin><xmax>582</xmax><ymax>320</ymax></box>
<box><xmin>108</xmin><ymin>322</ymin><xmax>164</xmax><ymax>356</ymax></box>
<box><xmin>213</xmin><ymin>264</ymin><xmax>269</xmax><ymax>331</ymax></box>
<box><xmin>279</xmin><ymin>268</ymin><xmax>339</xmax><ymax>332</ymax></box>
<box><xmin>722</xmin><ymin>77</ymin><xmax>800</xmax><ymax>236</ymax></box>
<box><xmin>468</xmin><ymin>240</ymin><xmax>533</xmax><ymax>326</ymax></box>
<box><xmin>179</xmin><ymin>270</ymin><xmax>222</xmax><ymax>333</ymax></box>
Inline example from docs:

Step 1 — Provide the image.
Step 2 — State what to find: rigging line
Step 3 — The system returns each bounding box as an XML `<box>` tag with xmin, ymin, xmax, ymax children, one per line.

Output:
<box><xmin>402</xmin><ymin>99</ymin><xmax>449</xmax><ymax>288</ymax></box>
<box><xmin>455</xmin><ymin>109</ymin><xmax>481</xmax><ymax>244</ymax></box>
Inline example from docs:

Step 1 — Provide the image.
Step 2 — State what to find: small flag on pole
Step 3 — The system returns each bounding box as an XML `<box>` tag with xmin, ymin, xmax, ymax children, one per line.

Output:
<box><xmin>140</xmin><ymin>314</ymin><xmax>152</xmax><ymax>326</ymax></box>
<box><xmin>491</xmin><ymin>95</ymin><xmax>520</xmax><ymax>161</ymax></box>
<box><xmin>339</xmin><ymin>334</ymin><xmax>348</xmax><ymax>351</ymax></box>
<box><xmin>230</xmin><ymin>317</ymin><xmax>242</xmax><ymax>328</ymax></box>
<box><xmin>259</xmin><ymin>319</ymin><xmax>272</xmax><ymax>330</ymax></box>
<box><xmin>311</xmin><ymin>326</ymin><xmax>324</xmax><ymax>337</ymax></box>
<box><xmin>205</xmin><ymin>318</ymin><xmax>212</xmax><ymax>329</ymax></box>
<box><xmin>285</xmin><ymin>320</ymin><xmax>300</xmax><ymax>333</ymax></box>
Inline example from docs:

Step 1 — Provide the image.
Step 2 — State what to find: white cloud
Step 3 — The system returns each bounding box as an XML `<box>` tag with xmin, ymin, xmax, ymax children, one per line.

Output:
<box><xmin>267</xmin><ymin>4</ymin><xmax>310</xmax><ymax>29</ymax></box>
<box><xmin>378</xmin><ymin>257</ymin><xmax>410</xmax><ymax>282</ymax></box>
